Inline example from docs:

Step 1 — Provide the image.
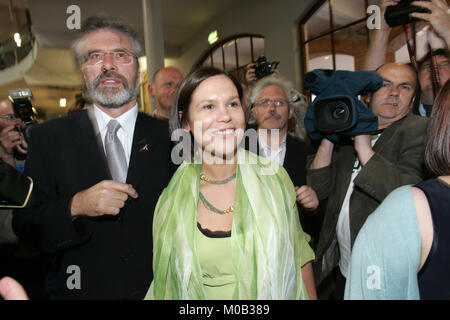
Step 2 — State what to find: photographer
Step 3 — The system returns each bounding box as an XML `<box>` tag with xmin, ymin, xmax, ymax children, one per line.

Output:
<box><xmin>245</xmin><ymin>58</ymin><xmax>310</xmax><ymax>141</ymax></box>
<box><xmin>245</xmin><ymin>55</ymin><xmax>281</xmax><ymax>87</ymax></box>
<box><xmin>0</xmin><ymin>96</ymin><xmax>43</xmax><ymax>300</ymax></box>
<box><xmin>307</xmin><ymin>63</ymin><xmax>429</xmax><ymax>299</ymax></box>
<box><xmin>0</xmin><ymin>98</ymin><xmax>27</xmax><ymax>169</ymax></box>
<box><xmin>364</xmin><ymin>0</ymin><xmax>450</xmax><ymax>116</ymax></box>
<box><xmin>0</xmin><ymin>97</ymin><xmax>27</xmax><ymax>245</ymax></box>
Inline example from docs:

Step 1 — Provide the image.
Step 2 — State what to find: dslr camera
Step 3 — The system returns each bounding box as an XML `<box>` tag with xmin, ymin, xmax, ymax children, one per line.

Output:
<box><xmin>253</xmin><ymin>55</ymin><xmax>280</xmax><ymax>79</ymax></box>
<box><xmin>385</xmin><ymin>0</ymin><xmax>430</xmax><ymax>27</ymax></box>
<box><xmin>8</xmin><ymin>88</ymin><xmax>37</xmax><ymax>142</ymax></box>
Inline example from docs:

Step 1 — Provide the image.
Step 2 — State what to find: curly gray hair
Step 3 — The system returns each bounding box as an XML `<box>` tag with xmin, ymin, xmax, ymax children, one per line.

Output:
<box><xmin>247</xmin><ymin>75</ymin><xmax>299</xmax><ymax>109</ymax></box>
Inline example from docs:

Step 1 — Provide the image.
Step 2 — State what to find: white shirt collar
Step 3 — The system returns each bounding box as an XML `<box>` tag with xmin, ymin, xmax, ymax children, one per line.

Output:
<box><xmin>257</xmin><ymin>129</ymin><xmax>287</xmax><ymax>165</ymax></box>
<box><xmin>257</xmin><ymin>130</ymin><xmax>287</xmax><ymax>151</ymax></box>
<box><xmin>92</xmin><ymin>104</ymin><xmax>138</xmax><ymax>164</ymax></box>
<box><xmin>419</xmin><ymin>103</ymin><xmax>427</xmax><ymax>117</ymax></box>
<box><xmin>93</xmin><ymin>103</ymin><xmax>138</xmax><ymax>136</ymax></box>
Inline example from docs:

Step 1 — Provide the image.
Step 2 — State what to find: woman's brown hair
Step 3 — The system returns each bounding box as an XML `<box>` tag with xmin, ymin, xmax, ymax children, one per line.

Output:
<box><xmin>425</xmin><ymin>80</ymin><xmax>450</xmax><ymax>176</ymax></box>
<box><xmin>169</xmin><ymin>67</ymin><xmax>244</xmax><ymax>162</ymax></box>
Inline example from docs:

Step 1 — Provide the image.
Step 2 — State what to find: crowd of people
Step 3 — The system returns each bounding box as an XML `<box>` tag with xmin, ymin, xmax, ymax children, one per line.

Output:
<box><xmin>0</xmin><ymin>0</ymin><xmax>449</xmax><ymax>300</ymax></box>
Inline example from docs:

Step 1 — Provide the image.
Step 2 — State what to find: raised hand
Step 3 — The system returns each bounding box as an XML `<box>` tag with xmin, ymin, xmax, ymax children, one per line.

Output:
<box><xmin>411</xmin><ymin>0</ymin><xmax>450</xmax><ymax>41</ymax></box>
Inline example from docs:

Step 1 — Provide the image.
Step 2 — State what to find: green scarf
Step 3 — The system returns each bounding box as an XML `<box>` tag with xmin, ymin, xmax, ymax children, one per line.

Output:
<box><xmin>146</xmin><ymin>148</ymin><xmax>312</xmax><ymax>299</ymax></box>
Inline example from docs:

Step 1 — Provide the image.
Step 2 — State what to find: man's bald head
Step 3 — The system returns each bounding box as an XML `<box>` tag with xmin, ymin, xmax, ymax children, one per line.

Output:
<box><xmin>369</xmin><ymin>63</ymin><xmax>418</xmax><ymax>129</ymax></box>
<box><xmin>376</xmin><ymin>62</ymin><xmax>418</xmax><ymax>91</ymax></box>
<box><xmin>149</xmin><ymin>67</ymin><xmax>183</xmax><ymax>119</ymax></box>
<box><xmin>0</xmin><ymin>98</ymin><xmax>13</xmax><ymax>113</ymax></box>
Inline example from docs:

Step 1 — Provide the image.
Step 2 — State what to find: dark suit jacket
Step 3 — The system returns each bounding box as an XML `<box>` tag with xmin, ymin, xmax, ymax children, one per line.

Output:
<box><xmin>284</xmin><ymin>135</ymin><xmax>324</xmax><ymax>242</ymax></box>
<box><xmin>244</xmin><ymin>130</ymin><xmax>312</xmax><ymax>186</ymax></box>
<box><xmin>307</xmin><ymin>113</ymin><xmax>429</xmax><ymax>284</ymax></box>
<box><xmin>244</xmin><ymin>131</ymin><xmax>322</xmax><ymax>240</ymax></box>
<box><xmin>13</xmin><ymin>109</ymin><xmax>174</xmax><ymax>299</ymax></box>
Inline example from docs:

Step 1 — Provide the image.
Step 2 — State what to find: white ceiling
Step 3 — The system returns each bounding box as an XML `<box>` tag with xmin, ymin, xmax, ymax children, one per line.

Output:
<box><xmin>28</xmin><ymin>0</ymin><xmax>240</xmax><ymax>52</ymax></box>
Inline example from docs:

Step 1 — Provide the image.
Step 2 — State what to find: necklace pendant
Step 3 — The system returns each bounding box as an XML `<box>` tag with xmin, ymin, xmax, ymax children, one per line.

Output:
<box><xmin>199</xmin><ymin>191</ymin><xmax>234</xmax><ymax>215</ymax></box>
<box><xmin>200</xmin><ymin>173</ymin><xmax>209</xmax><ymax>183</ymax></box>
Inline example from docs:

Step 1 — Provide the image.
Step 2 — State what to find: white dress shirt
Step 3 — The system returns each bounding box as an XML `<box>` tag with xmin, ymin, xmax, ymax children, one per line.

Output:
<box><xmin>336</xmin><ymin>134</ymin><xmax>380</xmax><ymax>278</ymax></box>
<box><xmin>93</xmin><ymin>104</ymin><xmax>138</xmax><ymax>167</ymax></box>
<box><xmin>257</xmin><ymin>130</ymin><xmax>287</xmax><ymax>165</ymax></box>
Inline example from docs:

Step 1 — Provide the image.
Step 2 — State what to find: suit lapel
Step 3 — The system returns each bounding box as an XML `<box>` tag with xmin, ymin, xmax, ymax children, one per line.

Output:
<box><xmin>126</xmin><ymin>113</ymin><xmax>154</xmax><ymax>189</ymax></box>
<box><xmin>283</xmin><ymin>136</ymin><xmax>294</xmax><ymax>172</ymax></box>
<box><xmin>372</xmin><ymin>115</ymin><xmax>405</xmax><ymax>155</ymax></box>
<box><xmin>70</xmin><ymin>109</ymin><xmax>110</xmax><ymax>180</ymax></box>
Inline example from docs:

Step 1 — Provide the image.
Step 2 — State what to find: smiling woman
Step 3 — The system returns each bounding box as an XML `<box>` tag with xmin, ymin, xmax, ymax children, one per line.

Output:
<box><xmin>183</xmin><ymin>73</ymin><xmax>245</xmax><ymax>162</ymax></box>
<box><xmin>145</xmin><ymin>67</ymin><xmax>317</xmax><ymax>300</ymax></box>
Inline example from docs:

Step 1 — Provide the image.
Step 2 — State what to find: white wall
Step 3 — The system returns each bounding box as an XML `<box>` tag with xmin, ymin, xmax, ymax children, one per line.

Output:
<box><xmin>170</xmin><ymin>0</ymin><xmax>316</xmax><ymax>90</ymax></box>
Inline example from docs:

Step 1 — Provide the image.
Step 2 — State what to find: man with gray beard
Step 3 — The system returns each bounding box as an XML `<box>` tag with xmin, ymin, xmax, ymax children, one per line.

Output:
<box><xmin>12</xmin><ymin>16</ymin><xmax>174</xmax><ymax>299</ymax></box>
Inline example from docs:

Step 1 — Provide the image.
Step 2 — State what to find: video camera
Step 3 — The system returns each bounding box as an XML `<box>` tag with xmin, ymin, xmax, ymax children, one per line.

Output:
<box><xmin>303</xmin><ymin>69</ymin><xmax>383</xmax><ymax>143</ymax></box>
<box><xmin>8</xmin><ymin>88</ymin><xmax>37</xmax><ymax>143</ymax></box>
<box><xmin>385</xmin><ymin>0</ymin><xmax>430</xmax><ymax>27</ymax></box>
<box><xmin>254</xmin><ymin>55</ymin><xmax>280</xmax><ymax>79</ymax></box>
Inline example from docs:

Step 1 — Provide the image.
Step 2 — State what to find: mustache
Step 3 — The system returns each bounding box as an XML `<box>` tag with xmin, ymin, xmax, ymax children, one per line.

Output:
<box><xmin>264</xmin><ymin>113</ymin><xmax>282</xmax><ymax>121</ymax></box>
<box><xmin>92</xmin><ymin>71</ymin><xmax>129</xmax><ymax>89</ymax></box>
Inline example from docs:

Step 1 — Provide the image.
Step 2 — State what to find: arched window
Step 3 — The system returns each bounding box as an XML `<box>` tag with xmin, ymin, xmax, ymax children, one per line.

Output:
<box><xmin>193</xmin><ymin>34</ymin><xmax>265</xmax><ymax>84</ymax></box>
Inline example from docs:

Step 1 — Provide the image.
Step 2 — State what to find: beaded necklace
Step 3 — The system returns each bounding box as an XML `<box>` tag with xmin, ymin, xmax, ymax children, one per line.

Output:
<box><xmin>199</xmin><ymin>172</ymin><xmax>236</xmax><ymax>214</ymax></box>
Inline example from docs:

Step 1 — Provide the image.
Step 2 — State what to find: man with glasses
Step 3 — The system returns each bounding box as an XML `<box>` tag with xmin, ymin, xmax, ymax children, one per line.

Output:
<box><xmin>416</xmin><ymin>48</ymin><xmax>450</xmax><ymax>116</ymax></box>
<box><xmin>247</xmin><ymin>76</ymin><xmax>322</xmax><ymax>250</ymax></box>
<box><xmin>13</xmin><ymin>16</ymin><xmax>173</xmax><ymax>299</ymax></box>
<box><xmin>0</xmin><ymin>98</ymin><xmax>26</xmax><ymax>168</ymax></box>
<box><xmin>0</xmin><ymin>98</ymin><xmax>26</xmax><ymax>242</ymax></box>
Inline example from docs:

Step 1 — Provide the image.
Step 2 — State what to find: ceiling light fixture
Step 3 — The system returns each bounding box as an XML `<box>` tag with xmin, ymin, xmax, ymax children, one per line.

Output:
<box><xmin>59</xmin><ymin>98</ymin><xmax>67</xmax><ymax>107</ymax></box>
<box><xmin>14</xmin><ymin>33</ymin><xmax>21</xmax><ymax>47</ymax></box>
<box><xmin>208</xmin><ymin>30</ymin><xmax>219</xmax><ymax>45</ymax></box>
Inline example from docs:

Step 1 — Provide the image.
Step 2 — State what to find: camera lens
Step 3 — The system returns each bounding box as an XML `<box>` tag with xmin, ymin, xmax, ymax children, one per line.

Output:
<box><xmin>332</xmin><ymin>106</ymin><xmax>346</xmax><ymax>119</ymax></box>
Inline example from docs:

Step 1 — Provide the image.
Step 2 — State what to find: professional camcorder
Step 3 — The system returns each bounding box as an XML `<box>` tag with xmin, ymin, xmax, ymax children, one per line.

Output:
<box><xmin>8</xmin><ymin>88</ymin><xmax>37</xmax><ymax>143</ymax></box>
<box><xmin>303</xmin><ymin>69</ymin><xmax>383</xmax><ymax>143</ymax></box>
<box><xmin>385</xmin><ymin>0</ymin><xmax>430</xmax><ymax>27</ymax></box>
<box><xmin>254</xmin><ymin>55</ymin><xmax>280</xmax><ymax>79</ymax></box>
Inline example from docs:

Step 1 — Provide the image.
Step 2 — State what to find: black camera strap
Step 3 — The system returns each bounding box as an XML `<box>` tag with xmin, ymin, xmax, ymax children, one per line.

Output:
<box><xmin>403</xmin><ymin>24</ymin><xmax>441</xmax><ymax>104</ymax></box>
<box><xmin>427</xmin><ymin>43</ymin><xmax>441</xmax><ymax>100</ymax></box>
<box><xmin>403</xmin><ymin>24</ymin><xmax>418</xmax><ymax>71</ymax></box>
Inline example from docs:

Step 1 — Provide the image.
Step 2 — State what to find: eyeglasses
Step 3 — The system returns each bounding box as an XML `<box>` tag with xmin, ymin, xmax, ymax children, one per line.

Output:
<box><xmin>419</xmin><ymin>61</ymin><xmax>450</xmax><ymax>73</ymax></box>
<box><xmin>254</xmin><ymin>98</ymin><xmax>289</xmax><ymax>108</ymax></box>
<box><xmin>0</xmin><ymin>114</ymin><xmax>19</xmax><ymax>122</ymax></box>
<box><xmin>82</xmin><ymin>50</ymin><xmax>136</xmax><ymax>65</ymax></box>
